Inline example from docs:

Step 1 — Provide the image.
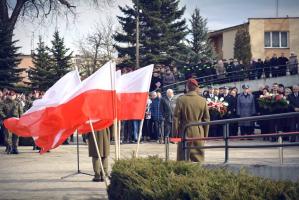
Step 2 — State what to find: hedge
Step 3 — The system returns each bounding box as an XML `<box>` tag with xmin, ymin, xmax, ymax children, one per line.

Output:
<box><xmin>108</xmin><ymin>157</ymin><xmax>299</xmax><ymax>200</ymax></box>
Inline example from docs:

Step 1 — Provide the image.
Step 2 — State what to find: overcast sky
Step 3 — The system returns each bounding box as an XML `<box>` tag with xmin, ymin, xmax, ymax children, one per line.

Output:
<box><xmin>13</xmin><ymin>0</ymin><xmax>299</xmax><ymax>54</ymax></box>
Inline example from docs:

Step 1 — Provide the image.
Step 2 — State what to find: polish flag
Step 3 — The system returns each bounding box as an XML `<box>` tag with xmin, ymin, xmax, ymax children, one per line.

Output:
<box><xmin>4</xmin><ymin>61</ymin><xmax>116</xmax><ymax>138</ymax></box>
<box><xmin>4</xmin><ymin>70</ymin><xmax>81</xmax><ymax>138</ymax></box>
<box><xmin>116</xmin><ymin>64</ymin><xmax>154</xmax><ymax>120</ymax></box>
<box><xmin>76</xmin><ymin>70</ymin><xmax>121</xmax><ymax>134</ymax></box>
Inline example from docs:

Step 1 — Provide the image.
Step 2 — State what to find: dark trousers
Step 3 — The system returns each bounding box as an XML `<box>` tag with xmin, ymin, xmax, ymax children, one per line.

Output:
<box><xmin>142</xmin><ymin>119</ymin><xmax>152</xmax><ymax>140</ymax></box>
<box><xmin>122</xmin><ymin>120</ymin><xmax>133</xmax><ymax>142</ymax></box>
<box><xmin>4</xmin><ymin>128</ymin><xmax>19</xmax><ymax>150</ymax></box>
<box><xmin>164</xmin><ymin>121</ymin><xmax>172</xmax><ymax>138</ymax></box>
<box><xmin>152</xmin><ymin>120</ymin><xmax>163</xmax><ymax>140</ymax></box>
<box><xmin>229</xmin><ymin>123</ymin><xmax>239</xmax><ymax>136</ymax></box>
<box><xmin>240</xmin><ymin>126</ymin><xmax>254</xmax><ymax>135</ymax></box>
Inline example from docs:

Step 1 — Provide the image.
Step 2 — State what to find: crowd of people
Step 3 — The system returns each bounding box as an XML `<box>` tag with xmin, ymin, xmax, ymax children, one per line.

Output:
<box><xmin>202</xmin><ymin>83</ymin><xmax>299</xmax><ymax>142</ymax></box>
<box><xmin>185</xmin><ymin>52</ymin><xmax>298</xmax><ymax>83</ymax></box>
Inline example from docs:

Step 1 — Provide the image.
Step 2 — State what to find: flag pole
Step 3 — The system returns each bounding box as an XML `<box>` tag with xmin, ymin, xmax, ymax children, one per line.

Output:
<box><xmin>113</xmin><ymin>119</ymin><xmax>119</xmax><ymax>160</ymax></box>
<box><xmin>118</xmin><ymin>120</ymin><xmax>121</xmax><ymax>159</ymax></box>
<box><xmin>88</xmin><ymin>120</ymin><xmax>108</xmax><ymax>187</ymax></box>
<box><xmin>109</xmin><ymin>60</ymin><xmax>119</xmax><ymax>160</ymax></box>
<box><xmin>136</xmin><ymin>119</ymin><xmax>144</xmax><ymax>157</ymax></box>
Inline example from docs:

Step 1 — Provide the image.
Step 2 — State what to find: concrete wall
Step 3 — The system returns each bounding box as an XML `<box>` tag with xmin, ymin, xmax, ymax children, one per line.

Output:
<box><xmin>289</xmin><ymin>18</ymin><xmax>299</xmax><ymax>56</ymax></box>
<box><xmin>249</xmin><ymin>19</ymin><xmax>265</xmax><ymax>59</ymax></box>
<box><xmin>222</xmin><ymin>29</ymin><xmax>238</xmax><ymax>60</ymax></box>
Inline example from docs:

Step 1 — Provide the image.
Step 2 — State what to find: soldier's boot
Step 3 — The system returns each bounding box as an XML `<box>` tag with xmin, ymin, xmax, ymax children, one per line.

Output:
<box><xmin>12</xmin><ymin>134</ymin><xmax>19</xmax><ymax>154</ymax></box>
<box><xmin>92</xmin><ymin>157</ymin><xmax>106</xmax><ymax>182</ymax></box>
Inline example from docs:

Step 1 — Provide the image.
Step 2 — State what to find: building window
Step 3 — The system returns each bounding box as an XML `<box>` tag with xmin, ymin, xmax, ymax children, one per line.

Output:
<box><xmin>264</xmin><ymin>31</ymin><xmax>288</xmax><ymax>48</ymax></box>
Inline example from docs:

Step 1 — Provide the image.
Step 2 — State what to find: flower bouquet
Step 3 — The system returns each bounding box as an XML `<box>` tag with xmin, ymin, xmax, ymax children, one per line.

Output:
<box><xmin>207</xmin><ymin>96</ymin><xmax>228</xmax><ymax>117</ymax></box>
<box><xmin>258</xmin><ymin>93</ymin><xmax>289</xmax><ymax>112</ymax></box>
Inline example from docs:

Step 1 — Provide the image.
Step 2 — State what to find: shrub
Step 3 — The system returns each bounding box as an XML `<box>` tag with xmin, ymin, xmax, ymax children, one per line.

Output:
<box><xmin>108</xmin><ymin>157</ymin><xmax>299</xmax><ymax>200</ymax></box>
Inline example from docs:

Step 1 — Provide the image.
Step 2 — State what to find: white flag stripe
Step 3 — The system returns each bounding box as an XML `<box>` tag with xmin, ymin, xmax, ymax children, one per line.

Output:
<box><xmin>116</xmin><ymin>64</ymin><xmax>154</xmax><ymax>93</ymax></box>
<box><xmin>69</xmin><ymin>61</ymin><xmax>116</xmax><ymax>100</ymax></box>
<box><xmin>25</xmin><ymin>70</ymin><xmax>81</xmax><ymax>115</ymax></box>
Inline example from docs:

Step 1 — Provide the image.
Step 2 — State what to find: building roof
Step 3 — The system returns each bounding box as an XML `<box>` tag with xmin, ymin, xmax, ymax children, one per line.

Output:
<box><xmin>208</xmin><ymin>16</ymin><xmax>299</xmax><ymax>37</ymax></box>
<box><xmin>208</xmin><ymin>23</ymin><xmax>248</xmax><ymax>37</ymax></box>
<box><xmin>248</xmin><ymin>17</ymin><xmax>299</xmax><ymax>20</ymax></box>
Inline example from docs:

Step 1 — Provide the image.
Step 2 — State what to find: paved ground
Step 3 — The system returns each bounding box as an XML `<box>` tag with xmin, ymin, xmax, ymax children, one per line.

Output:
<box><xmin>0</xmin><ymin>139</ymin><xmax>299</xmax><ymax>200</ymax></box>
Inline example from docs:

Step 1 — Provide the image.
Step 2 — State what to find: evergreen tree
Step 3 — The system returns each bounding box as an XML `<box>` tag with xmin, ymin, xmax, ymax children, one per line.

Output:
<box><xmin>188</xmin><ymin>8</ymin><xmax>214</xmax><ymax>64</ymax></box>
<box><xmin>234</xmin><ymin>27</ymin><xmax>252</xmax><ymax>64</ymax></box>
<box><xmin>115</xmin><ymin>0</ymin><xmax>187</xmax><ymax>67</ymax></box>
<box><xmin>50</xmin><ymin>30</ymin><xmax>73</xmax><ymax>82</ymax></box>
<box><xmin>28</xmin><ymin>36</ymin><xmax>54</xmax><ymax>91</ymax></box>
<box><xmin>0</xmin><ymin>24</ymin><xmax>23</xmax><ymax>89</ymax></box>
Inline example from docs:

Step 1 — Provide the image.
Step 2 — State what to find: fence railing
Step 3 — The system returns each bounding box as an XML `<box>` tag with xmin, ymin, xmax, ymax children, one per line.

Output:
<box><xmin>161</xmin><ymin>64</ymin><xmax>298</xmax><ymax>94</ymax></box>
<box><xmin>178</xmin><ymin>112</ymin><xmax>299</xmax><ymax>164</ymax></box>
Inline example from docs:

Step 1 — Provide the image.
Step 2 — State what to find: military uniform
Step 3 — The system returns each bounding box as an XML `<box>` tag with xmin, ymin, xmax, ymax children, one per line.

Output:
<box><xmin>173</xmin><ymin>91</ymin><xmax>210</xmax><ymax>162</ymax></box>
<box><xmin>0</xmin><ymin>97</ymin><xmax>23</xmax><ymax>154</ymax></box>
<box><xmin>87</xmin><ymin>127</ymin><xmax>110</xmax><ymax>181</ymax></box>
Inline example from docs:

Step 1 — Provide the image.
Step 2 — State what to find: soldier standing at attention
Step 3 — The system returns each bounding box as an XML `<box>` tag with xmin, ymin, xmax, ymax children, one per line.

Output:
<box><xmin>173</xmin><ymin>79</ymin><xmax>210</xmax><ymax>162</ymax></box>
<box><xmin>87</xmin><ymin>127</ymin><xmax>111</xmax><ymax>182</ymax></box>
<box><xmin>0</xmin><ymin>91</ymin><xmax>23</xmax><ymax>154</ymax></box>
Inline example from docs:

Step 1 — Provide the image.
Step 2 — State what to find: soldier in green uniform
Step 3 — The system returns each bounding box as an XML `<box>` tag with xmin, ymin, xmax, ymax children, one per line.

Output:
<box><xmin>0</xmin><ymin>91</ymin><xmax>23</xmax><ymax>154</ymax></box>
<box><xmin>173</xmin><ymin>79</ymin><xmax>210</xmax><ymax>162</ymax></box>
<box><xmin>87</xmin><ymin>127</ymin><xmax>111</xmax><ymax>182</ymax></box>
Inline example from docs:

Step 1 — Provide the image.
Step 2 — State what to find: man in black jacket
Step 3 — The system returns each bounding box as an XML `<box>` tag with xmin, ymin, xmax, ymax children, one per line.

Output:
<box><xmin>278</xmin><ymin>52</ymin><xmax>289</xmax><ymax>76</ymax></box>
<box><xmin>224</xmin><ymin>89</ymin><xmax>238</xmax><ymax>136</ymax></box>
<box><xmin>160</xmin><ymin>89</ymin><xmax>175</xmax><ymax>140</ymax></box>
<box><xmin>270</xmin><ymin>53</ymin><xmax>279</xmax><ymax>77</ymax></box>
<box><xmin>288</xmin><ymin>85</ymin><xmax>299</xmax><ymax>142</ymax></box>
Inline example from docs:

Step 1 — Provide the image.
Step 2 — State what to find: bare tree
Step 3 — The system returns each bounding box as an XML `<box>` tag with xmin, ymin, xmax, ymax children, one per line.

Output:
<box><xmin>76</xmin><ymin>18</ymin><xmax>116</xmax><ymax>76</ymax></box>
<box><xmin>0</xmin><ymin>0</ymin><xmax>115</xmax><ymax>38</ymax></box>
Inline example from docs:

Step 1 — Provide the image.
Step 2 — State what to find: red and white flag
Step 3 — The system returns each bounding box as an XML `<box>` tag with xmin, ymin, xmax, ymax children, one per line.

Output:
<box><xmin>35</xmin><ymin>61</ymin><xmax>116</xmax><ymax>153</ymax></box>
<box><xmin>4</xmin><ymin>61</ymin><xmax>116</xmax><ymax>138</ymax></box>
<box><xmin>4</xmin><ymin>70</ymin><xmax>81</xmax><ymax>138</ymax></box>
<box><xmin>116</xmin><ymin>64</ymin><xmax>154</xmax><ymax>120</ymax></box>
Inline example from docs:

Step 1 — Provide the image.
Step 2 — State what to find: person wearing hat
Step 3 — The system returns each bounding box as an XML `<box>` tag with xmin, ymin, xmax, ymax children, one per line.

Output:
<box><xmin>203</xmin><ymin>86</ymin><xmax>214</xmax><ymax>99</ymax></box>
<box><xmin>0</xmin><ymin>90</ymin><xmax>23</xmax><ymax>154</ymax></box>
<box><xmin>173</xmin><ymin>79</ymin><xmax>210</xmax><ymax>162</ymax></box>
<box><xmin>237</xmin><ymin>84</ymin><xmax>256</xmax><ymax>135</ymax></box>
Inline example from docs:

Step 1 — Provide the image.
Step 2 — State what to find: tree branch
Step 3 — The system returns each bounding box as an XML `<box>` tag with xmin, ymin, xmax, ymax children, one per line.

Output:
<box><xmin>8</xmin><ymin>0</ymin><xmax>28</xmax><ymax>31</ymax></box>
<box><xmin>57</xmin><ymin>0</ymin><xmax>76</xmax><ymax>8</ymax></box>
<box><xmin>0</xmin><ymin>0</ymin><xmax>9</xmax><ymax>23</ymax></box>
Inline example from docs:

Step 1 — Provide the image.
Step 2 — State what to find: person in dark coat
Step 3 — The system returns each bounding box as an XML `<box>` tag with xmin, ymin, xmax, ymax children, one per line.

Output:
<box><xmin>263</xmin><ymin>56</ymin><xmax>271</xmax><ymax>78</ymax></box>
<box><xmin>257</xmin><ymin>88</ymin><xmax>271</xmax><ymax>138</ymax></box>
<box><xmin>249</xmin><ymin>59</ymin><xmax>257</xmax><ymax>80</ymax></box>
<box><xmin>270</xmin><ymin>53</ymin><xmax>279</xmax><ymax>77</ymax></box>
<box><xmin>277</xmin><ymin>52</ymin><xmax>289</xmax><ymax>76</ymax></box>
<box><xmin>173</xmin><ymin>79</ymin><xmax>210</xmax><ymax>162</ymax></box>
<box><xmin>150</xmin><ymin>72</ymin><xmax>163</xmax><ymax>92</ymax></box>
<box><xmin>160</xmin><ymin>89</ymin><xmax>175</xmax><ymax>140</ymax></box>
<box><xmin>150</xmin><ymin>91</ymin><xmax>164</xmax><ymax>142</ymax></box>
<box><xmin>203</xmin><ymin>86</ymin><xmax>214</xmax><ymax>99</ymax></box>
<box><xmin>225</xmin><ymin>89</ymin><xmax>238</xmax><ymax>136</ymax></box>
<box><xmin>288</xmin><ymin>85</ymin><xmax>299</xmax><ymax>142</ymax></box>
<box><xmin>237</xmin><ymin>85</ymin><xmax>256</xmax><ymax>135</ymax></box>
<box><xmin>288</xmin><ymin>52</ymin><xmax>298</xmax><ymax>75</ymax></box>
<box><xmin>256</xmin><ymin>58</ymin><xmax>264</xmax><ymax>79</ymax></box>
